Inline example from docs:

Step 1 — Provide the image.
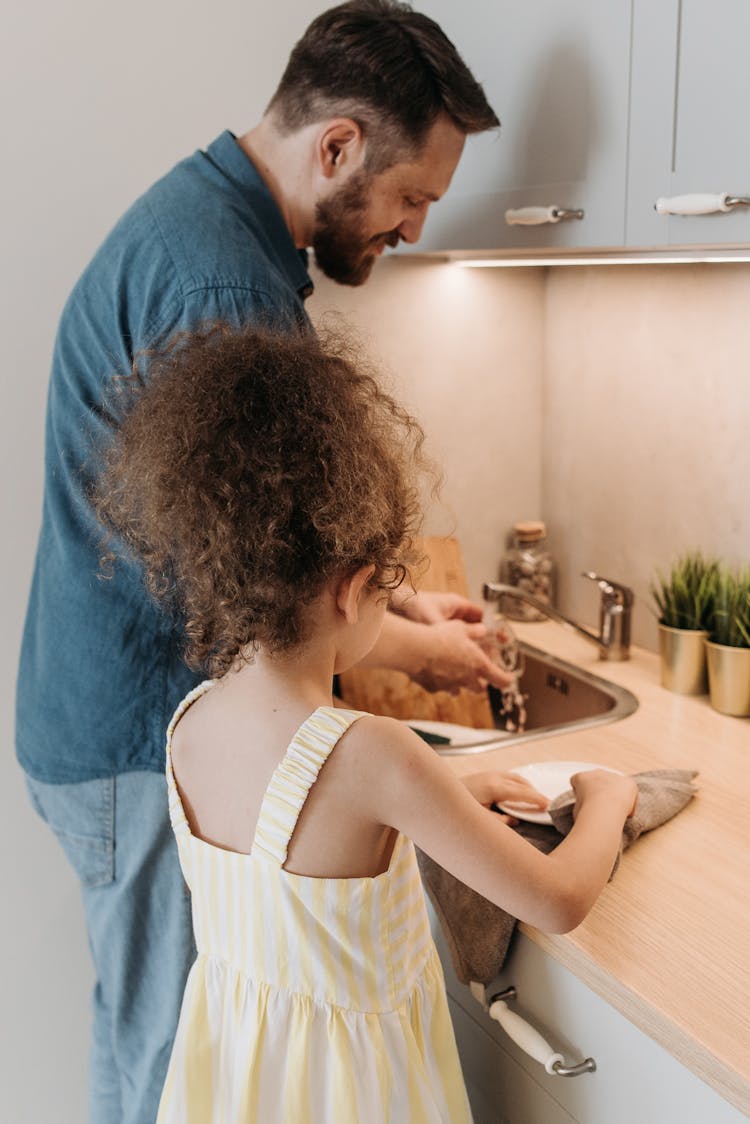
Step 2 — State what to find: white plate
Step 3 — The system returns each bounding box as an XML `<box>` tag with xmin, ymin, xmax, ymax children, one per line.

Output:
<box><xmin>497</xmin><ymin>760</ymin><xmax>622</xmax><ymax>825</ymax></box>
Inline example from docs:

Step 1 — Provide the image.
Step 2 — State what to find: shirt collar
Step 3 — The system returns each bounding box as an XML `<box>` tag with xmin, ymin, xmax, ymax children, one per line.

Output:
<box><xmin>205</xmin><ymin>130</ymin><xmax>314</xmax><ymax>301</ymax></box>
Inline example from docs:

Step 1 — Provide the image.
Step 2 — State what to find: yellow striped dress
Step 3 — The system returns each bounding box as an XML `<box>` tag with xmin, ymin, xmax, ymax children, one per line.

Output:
<box><xmin>157</xmin><ymin>684</ymin><xmax>473</xmax><ymax>1123</ymax></box>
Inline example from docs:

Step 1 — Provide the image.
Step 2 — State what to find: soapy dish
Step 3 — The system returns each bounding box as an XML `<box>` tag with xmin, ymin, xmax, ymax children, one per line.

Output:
<box><xmin>496</xmin><ymin>760</ymin><xmax>622</xmax><ymax>825</ymax></box>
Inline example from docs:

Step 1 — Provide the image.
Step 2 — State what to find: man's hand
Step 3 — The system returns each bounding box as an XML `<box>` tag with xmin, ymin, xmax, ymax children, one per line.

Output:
<box><xmin>409</xmin><ymin>617</ymin><xmax>515</xmax><ymax>693</ymax></box>
<box><xmin>358</xmin><ymin>604</ymin><xmax>516</xmax><ymax>694</ymax></box>
<box><xmin>390</xmin><ymin>588</ymin><xmax>484</xmax><ymax>626</ymax></box>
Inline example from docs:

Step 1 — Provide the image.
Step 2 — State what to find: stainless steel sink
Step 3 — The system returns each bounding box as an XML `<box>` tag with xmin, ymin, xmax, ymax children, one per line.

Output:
<box><xmin>414</xmin><ymin>641</ymin><xmax>638</xmax><ymax>756</ymax></box>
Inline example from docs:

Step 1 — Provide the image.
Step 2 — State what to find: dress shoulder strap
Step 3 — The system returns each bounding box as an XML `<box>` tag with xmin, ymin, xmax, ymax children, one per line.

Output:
<box><xmin>165</xmin><ymin>680</ymin><xmax>215</xmax><ymax>837</ymax></box>
<box><xmin>251</xmin><ymin>706</ymin><xmax>365</xmax><ymax>866</ymax></box>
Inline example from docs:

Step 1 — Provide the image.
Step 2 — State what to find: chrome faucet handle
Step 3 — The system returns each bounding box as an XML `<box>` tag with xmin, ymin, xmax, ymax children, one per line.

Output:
<box><xmin>581</xmin><ymin>571</ymin><xmax>633</xmax><ymax>658</ymax></box>
<box><xmin>581</xmin><ymin>571</ymin><xmax>634</xmax><ymax>607</ymax></box>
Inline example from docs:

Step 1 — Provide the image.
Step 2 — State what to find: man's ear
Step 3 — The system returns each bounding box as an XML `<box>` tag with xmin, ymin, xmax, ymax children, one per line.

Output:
<box><xmin>336</xmin><ymin>564</ymin><xmax>376</xmax><ymax>624</ymax></box>
<box><xmin>316</xmin><ymin>118</ymin><xmax>365</xmax><ymax>180</ymax></box>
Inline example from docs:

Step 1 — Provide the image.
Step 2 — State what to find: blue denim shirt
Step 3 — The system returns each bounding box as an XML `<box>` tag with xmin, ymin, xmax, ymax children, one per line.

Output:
<box><xmin>17</xmin><ymin>132</ymin><xmax>313</xmax><ymax>782</ymax></box>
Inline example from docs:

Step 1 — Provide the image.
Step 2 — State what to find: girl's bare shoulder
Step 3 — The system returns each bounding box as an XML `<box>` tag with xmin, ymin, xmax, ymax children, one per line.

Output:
<box><xmin>338</xmin><ymin>711</ymin><xmax>447</xmax><ymax>789</ymax></box>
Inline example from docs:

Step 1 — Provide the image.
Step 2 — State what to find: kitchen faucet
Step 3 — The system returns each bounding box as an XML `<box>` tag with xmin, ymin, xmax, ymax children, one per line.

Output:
<box><xmin>483</xmin><ymin>572</ymin><xmax>633</xmax><ymax>661</ymax></box>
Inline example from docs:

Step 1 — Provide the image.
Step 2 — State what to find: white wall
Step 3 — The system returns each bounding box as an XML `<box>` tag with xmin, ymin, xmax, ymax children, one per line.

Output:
<box><xmin>308</xmin><ymin>258</ymin><xmax>545</xmax><ymax>600</ymax></box>
<box><xmin>2</xmin><ymin>3</ymin><xmax>328</xmax><ymax>1120</ymax></box>
<box><xmin>541</xmin><ymin>264</ymin><xmax>750</xmax><ymax>650</ymax></box>
<box><xmin>5</xmin><ymin>2</ymin><xmax>750</xmax><ymax>1121</ymax></box>
<box><xmin>312</xmin><ymin>258</ymin><xmax>750</xmax><ymax>654</ymax></box>
<box><xmin>313</xmin><ymin>259</ymin><xmax>750</xmax><ymax>652</ymax></box>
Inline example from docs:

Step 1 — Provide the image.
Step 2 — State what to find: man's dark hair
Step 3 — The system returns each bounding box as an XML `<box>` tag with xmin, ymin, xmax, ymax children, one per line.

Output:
<box><xmin>267</xmin><ymin>0</ymin><xmax>499</xmax><ymax>169</ymax></box>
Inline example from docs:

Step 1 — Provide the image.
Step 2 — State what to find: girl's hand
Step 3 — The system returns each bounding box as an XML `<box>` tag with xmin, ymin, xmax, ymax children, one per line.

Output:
<box><xmin>570</xmin><ymin>769</ymin><xmax>638</xmax><ymax>820</ymax></box>
<box><xmin>462</xmin><ymin>770</ymin><xmax>550</xmax><ymax>813</ymax></box>
<box><xmin>357</xmin><ymin>717</ymin><xmax>637</xmax><ymax>933</ymax></box>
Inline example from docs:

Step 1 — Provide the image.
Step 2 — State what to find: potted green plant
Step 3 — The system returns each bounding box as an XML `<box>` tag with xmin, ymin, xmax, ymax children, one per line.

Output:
<box><xmin>705</xmin><ymin>565</ymin><xmax>750</xmax><ymax>716</ymax></box>
<box><xmin>651</xmin><ymin>552</ymin><xmax>718</xmax><ymax>695</ymax></box>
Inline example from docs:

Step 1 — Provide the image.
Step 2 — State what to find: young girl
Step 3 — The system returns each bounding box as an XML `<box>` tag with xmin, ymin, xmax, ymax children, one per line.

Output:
<box><xmin>96</xmin><ymin>325</ymin><xmax>636</xmax><ymax>1123</ymax></box>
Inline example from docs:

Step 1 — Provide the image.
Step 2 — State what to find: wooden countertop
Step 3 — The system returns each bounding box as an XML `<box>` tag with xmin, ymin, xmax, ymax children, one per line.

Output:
<box><xmin>443</xmin><ymin>620</ymin><xmax>750</xmax><ymax>1116</ymax></box>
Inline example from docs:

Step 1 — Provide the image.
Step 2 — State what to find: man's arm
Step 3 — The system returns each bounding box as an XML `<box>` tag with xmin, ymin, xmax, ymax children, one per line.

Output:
<box><xmin>358</xmin><ymin>611</ymin><xmax>514</xmax><ymax>693</ymax></box>
<box><xmin>389</xmin><ymin>587</ymin><xmax>484</xmax><ymax>626</ymax></box>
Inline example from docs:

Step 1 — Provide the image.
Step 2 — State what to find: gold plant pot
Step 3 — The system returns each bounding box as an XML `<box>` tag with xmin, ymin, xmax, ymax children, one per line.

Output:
<box><xmin>705</xmin><ymin>640</ymin><xmax>750</xmax><ymax>717</ymax></box>
<box><xmin>657</xmin><ymin>624</ymin><xmax>709</xmax><ymax>695</ymax></box>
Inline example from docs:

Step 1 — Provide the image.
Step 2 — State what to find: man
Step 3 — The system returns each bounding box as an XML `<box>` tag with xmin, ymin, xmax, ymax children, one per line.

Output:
<box><xmin>17</xmin><ymin>3</ymin><xmax>504</xmax><ymax>1120</ymax></box>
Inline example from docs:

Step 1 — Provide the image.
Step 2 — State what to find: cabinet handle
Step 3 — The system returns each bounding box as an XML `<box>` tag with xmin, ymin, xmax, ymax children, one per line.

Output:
<box><xmin>504</xmin><ymin>205</ymin><xmax>585</xmax><ymax>226</ymax></box>
<box><xmin>654</xmin><ymin>192</ymin><xmax>750</xmax><ymax>216</ymax></box>
<box><xmin>487</xmin><ymin>987</ymin><xmax>597</xmax><ymax>1078</ymax></box>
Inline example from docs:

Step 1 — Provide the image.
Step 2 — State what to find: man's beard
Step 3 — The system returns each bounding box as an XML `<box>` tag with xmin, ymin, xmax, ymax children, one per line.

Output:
<box><xmin>312</xmin><ymin>171</ymin><xmax>400</xmax><ymax>287</ymax></box>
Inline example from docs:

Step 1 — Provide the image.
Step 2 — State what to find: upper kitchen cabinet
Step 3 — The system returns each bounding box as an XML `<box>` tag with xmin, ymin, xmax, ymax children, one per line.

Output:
<box><xmin>626</xmin><ymin>0</ymin><xmax>750</xmax><ymax>248</ymax></box>
<box><xmin>410</xmin><ymin>1</ymin><xmax>633</xmax><ymax>253</ymax></box>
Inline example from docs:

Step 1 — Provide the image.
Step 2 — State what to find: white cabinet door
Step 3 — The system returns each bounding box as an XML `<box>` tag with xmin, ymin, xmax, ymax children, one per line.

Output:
<box><xmin>428</xmin><ymin>903</ymin><xmax>748</xmax><ymax>1124</ymax></box>
<box><xmin>411</xmin><ymin>1</ymin><xmax>632</xmax><ymax>253</ymax></box>
<box><xmin>627</xmin><ymin>0</ymin><xmax>750</xmax><ymax>247</ymax></box>
<box><xmin>447</xmin><ymin>997</ymin><xmax>577</xmax><ymax>1124</ymax></box>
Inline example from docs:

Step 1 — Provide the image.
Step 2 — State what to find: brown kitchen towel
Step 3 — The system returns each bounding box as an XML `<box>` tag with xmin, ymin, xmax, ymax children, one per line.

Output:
<box><xmin>416</xmin><ymin>768</ymin><xmax>698</xmax><ymax>986</ymax></box>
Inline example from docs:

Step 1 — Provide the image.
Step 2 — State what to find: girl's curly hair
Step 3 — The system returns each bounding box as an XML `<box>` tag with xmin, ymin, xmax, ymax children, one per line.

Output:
<box><xmin>94</xmin><ymin>323</ymin><xmax>430</xmax><ymax>675</ymax></box>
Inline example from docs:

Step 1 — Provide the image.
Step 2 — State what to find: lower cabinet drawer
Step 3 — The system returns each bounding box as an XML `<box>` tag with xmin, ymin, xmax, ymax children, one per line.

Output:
<box><xmin>448</xmin><ymin>995</ymin><xmax>577</xmax><ymax>1124</ymax></box>
<box><xmin>428</xmin><ymin>903</ymin><xmax>748</xmax><ymax>1124</ymax></box>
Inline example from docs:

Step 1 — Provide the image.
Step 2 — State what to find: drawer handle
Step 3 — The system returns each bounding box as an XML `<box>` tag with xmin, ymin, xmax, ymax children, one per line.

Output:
<box><xmin>654</xmin><ymin>192</ymin><xmax>750</xmax><ymax>216</ymax></box>
<box><xmin>488</xmin><ymin>987</ymin><xmax>597</xmax><ymax>1078</ymax></box>
<box><xmin>505</xmin><ymin>205</ymin><xmax>585</xmax><ymax>226</ymax></box>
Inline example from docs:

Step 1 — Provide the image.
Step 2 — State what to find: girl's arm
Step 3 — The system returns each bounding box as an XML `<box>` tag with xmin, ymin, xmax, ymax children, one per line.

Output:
<box><xmin>356</xmin><ymin>716</ymin><xmax>636</xmax><ymax>934</ymax></box>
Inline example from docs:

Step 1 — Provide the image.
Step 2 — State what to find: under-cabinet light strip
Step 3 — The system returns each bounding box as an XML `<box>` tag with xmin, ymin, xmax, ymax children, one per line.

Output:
<box><xmin>452</xmin><ymin>255</ymin><xmax>750</xmax><ymax>268</ymax></box>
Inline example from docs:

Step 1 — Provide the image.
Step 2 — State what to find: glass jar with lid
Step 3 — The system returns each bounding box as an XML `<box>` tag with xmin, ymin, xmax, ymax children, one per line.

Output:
<box><xmin>500</xmin><ymin>520</ymin><xmax>555</xmax><ymax>621</ymax></box>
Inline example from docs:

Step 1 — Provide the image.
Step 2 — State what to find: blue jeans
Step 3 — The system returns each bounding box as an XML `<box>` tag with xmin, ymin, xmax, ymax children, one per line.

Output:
<box><xmin>25</xmin><ymin>771</ymin><xmax>196</xmax><ymax>1124</ymax></box>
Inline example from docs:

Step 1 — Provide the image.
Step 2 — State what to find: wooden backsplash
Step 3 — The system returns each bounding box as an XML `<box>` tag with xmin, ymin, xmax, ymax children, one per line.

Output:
<box><xmin>337</xmin><ymin>536</ymin><xmax>494</xmax><ymax>727</ymax></box>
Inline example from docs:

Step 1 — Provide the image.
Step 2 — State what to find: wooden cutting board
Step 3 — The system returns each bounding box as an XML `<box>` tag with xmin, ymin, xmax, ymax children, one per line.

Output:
<box><xmin>337</xmin><ymin>536</ymin><xmax>494</xmax><ymax>727</ymax></box>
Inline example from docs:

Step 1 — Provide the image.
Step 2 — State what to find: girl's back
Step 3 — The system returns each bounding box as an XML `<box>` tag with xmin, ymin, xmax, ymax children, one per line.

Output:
<box><xmin>158</xmin><ymin>683</ymin><xmax>472</xmax><ymax>1124</ymax></box>
<box><xmin>169</xmin><ymin>671</ymin><xmax>399</xmax><ymax>879</ymax></box>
